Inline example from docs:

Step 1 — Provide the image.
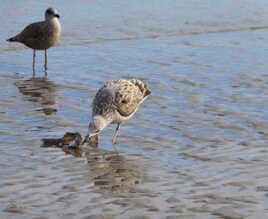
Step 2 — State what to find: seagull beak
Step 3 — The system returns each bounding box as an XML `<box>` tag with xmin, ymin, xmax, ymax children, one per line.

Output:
<box><xmin>83</xmin><ymin>133</ymin><xmax>99</xmax><ymax>144</ymax></box>
<box><xmin>55</xmin><ymin>14</ymin><xmax>60</xmax><ymax>18</ymax></box>
<box><xmin>90</xmin><ymin>133</ymin><xmax>98</xmax><ymax>142</ymax></box>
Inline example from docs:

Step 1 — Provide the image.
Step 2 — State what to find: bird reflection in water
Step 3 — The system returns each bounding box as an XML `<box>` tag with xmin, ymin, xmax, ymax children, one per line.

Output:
<box><xmin>14</xmin><ymin>77</ymin><xmax>58</xmax><ymax>115</ymax></box>
<box><xmin>86</xmin><ymin>151</ymin><xmax>141</xmax><ymax>192</ymax></box>
<box><xmin>41</xmin><ymin>132</ymin><xmax>142</xmax><ymax>191</ymax></box>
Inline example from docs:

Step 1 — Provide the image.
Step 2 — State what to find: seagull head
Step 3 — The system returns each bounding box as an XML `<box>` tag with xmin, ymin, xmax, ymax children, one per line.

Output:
<box><xmin>85</xmin><ymin>115</ymin><xmax>111</xmax><ymax>143</ymax></box>
<box><xmin>45</xmin><ymin>8</ymin><xmax>60</xmax><ymax>20</ymax></box>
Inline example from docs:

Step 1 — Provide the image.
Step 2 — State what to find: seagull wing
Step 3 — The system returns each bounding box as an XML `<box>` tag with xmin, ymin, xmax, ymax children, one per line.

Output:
<box><xmin>113</xmin><ymin>79</ymin><xmax>150</xmax><ymax>117</ymax></box>
<box><xmin>18</xmin><ymin>21</ymin><xmax>47</xmax><ymax>42</ymax></box>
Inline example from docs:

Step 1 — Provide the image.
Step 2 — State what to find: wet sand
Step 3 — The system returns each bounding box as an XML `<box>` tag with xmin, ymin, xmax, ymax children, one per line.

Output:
<box><xmin>1</xmin><ymin>0</ymin><xmax>268</xmax><ymax>218</ymax></box>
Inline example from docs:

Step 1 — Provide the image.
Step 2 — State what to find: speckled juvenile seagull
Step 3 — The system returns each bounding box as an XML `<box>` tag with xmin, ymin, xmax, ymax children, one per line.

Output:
<box><xmin>85</xmin><ymin>79</ymin><xmax>151</xmax><ymax>145</ymax></box>
<box><xmin>7</xmin><ymin>8</ymin><xmax>61</xmax><ymax>76</ymax></box>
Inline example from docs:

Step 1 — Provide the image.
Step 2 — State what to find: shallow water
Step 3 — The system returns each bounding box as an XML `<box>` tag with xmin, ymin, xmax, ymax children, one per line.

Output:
<box><xmin>1</xmin><ymin>0</ymin><xmax>268</xmax><ymax>218</ymax></box>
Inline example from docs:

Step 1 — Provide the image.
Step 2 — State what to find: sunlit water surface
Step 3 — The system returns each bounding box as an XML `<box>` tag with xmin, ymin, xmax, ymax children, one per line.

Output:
<box><xmin>1</xmin><ymin>0</ymin><xmax>268</xmax><ymax>218</ymax></box>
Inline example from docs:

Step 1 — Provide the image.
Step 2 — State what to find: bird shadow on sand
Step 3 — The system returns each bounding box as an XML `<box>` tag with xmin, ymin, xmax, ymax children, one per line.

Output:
<box><xmin>14</xmin><ymin>76</ymin><xmax>58</xmax><ymax>115</ymax></box>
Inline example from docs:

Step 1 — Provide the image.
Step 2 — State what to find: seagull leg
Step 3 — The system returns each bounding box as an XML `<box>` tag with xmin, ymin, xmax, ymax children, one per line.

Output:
<box><xmin>112</xmin><ymin>124</ymin><xmax>120</xmax><ymax>145</ymax></box>
<box><xmin>32</xmin><ymin>49</ymin><xmax>36</xmax><ymax>78</ymax></box>
<box><xmin>44</xmin><ymin>49</ymin><xmax>48</xmax><ymax>76</ymax></box>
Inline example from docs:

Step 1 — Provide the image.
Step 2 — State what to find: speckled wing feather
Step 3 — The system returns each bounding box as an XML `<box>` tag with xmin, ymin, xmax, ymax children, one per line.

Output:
<box><xmin>92</xmin><ymin>79</ymin><xmax>151</xmax><ymax>118</ymax></box>
<box><xmin>112</xmin><ymin>79</ymin><xmax>150</xmax><ymax>117</ymax></box>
